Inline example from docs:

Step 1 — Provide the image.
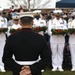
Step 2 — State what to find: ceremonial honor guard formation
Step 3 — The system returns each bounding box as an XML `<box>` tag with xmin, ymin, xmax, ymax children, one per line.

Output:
<box><xmin>0</xmin><ymin>6</ymin><xmax>75</xmax><ymax>75</ymax></box>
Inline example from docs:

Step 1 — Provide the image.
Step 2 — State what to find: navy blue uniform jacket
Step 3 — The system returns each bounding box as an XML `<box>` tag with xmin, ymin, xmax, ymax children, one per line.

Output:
<box><xmin>2</xmin><ymin>28</ymin><xmax>50</xmax><ymax>75</ymax></box>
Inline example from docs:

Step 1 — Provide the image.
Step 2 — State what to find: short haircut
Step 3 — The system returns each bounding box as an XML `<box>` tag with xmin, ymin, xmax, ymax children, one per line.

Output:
<box><xmin>20</xmin><ymin>16</ymin><xmax>33</xmax><ymax>25</ymax></box>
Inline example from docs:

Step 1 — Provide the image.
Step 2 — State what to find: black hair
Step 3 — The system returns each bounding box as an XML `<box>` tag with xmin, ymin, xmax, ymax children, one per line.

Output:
<box><xmin>20</xmin><ymin>16</ymin><xmax>33</xmax><ymax>25</ymax></box>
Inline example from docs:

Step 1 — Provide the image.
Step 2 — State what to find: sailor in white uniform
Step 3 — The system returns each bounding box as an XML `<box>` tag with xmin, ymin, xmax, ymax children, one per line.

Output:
<box><xmin>2</xmin><ymin>11</ymin><xmax>8</xmax><ymax>28</ymax></box>
<box><xmin>68</xmin><ymin>12</ymin><xmax>75</xmax><ymax>71</ymax></box>
<box><xmin>48</xmin><ymin>12</ymin><xmax>67</xmax><ymax>71</ymax></box>
<box><xmin>0</xmin><ymin>11</ymin><xmax>7</xmax><ymax>72</ymax></box>
<box><xmin>33</xmin><ymin>13</ymin><xmax>47</xmax><ymax>72</ymax></box>
<box><xmin>8</xmin><ymin>15</ymin><xmax>22</xmax><ymax>36</ymax></box>
<box><xmin>33</xmin><ymin>13</ymin><xmax>47</xmax><ymax>35</ymax></box>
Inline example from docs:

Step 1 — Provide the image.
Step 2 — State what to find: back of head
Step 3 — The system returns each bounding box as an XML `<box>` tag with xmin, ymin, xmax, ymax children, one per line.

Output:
<box><xmin>20</xmin><ymin>16</ymin><xmax>33</xmax><ymax>25</ymax></box>
<box><xmin>17</xmin><ymin>12</ymin><xmax>35</xmax><ymax>26</ymax></box>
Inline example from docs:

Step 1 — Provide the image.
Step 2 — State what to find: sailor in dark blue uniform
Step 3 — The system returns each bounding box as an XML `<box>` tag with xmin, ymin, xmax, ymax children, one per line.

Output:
<box><xmin>2</xmin><ymin>12</ymin><xmax>50</xmax><ymax>75</ymax></box>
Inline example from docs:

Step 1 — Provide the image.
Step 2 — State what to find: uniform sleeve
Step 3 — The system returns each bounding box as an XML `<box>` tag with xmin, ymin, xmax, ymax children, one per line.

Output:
<box><xmin>0</xmin><ymin>17</ymin><xmax>4</xmax><ymax>28</ymax></box>
<box><xmin>68</xmin><ymin>21</ymin><xmax>72</xmax><ymax>28</ymax></box>
<box><xmin>64</xmin><ymin>20</ymin><xmax>68</xmax><ymax>29</ymax></box>
<box><xmin>2</xmin><ymin>37</ymin><xmax>23</xmax><ymax>74</ymax></box>
<box><xmin>63</xmin><ymin>20</ymin><xmax>68</xmax><ymax>29</ymax></box>
<box><xmin>3</xmin><ymin>18</ymin><xmax>8</xmax><ymax>28</ymax></box>
<box><xmin>43</xmin><ymin>20</ymin><xmax>47</xmax><ymax>26</ymax></box>
<box><xmin>71</xmin><ymin>20</ymin><xmax>75</xmax><ymax>28</ymax></box>
<box><xmin>47</xmin><ymin>20</ymin><xmax>52</xmax><ymax>36</ymax></box>
<box><xmin>30</xmin><ymin>37</ymin><xmax>50</xmax><ymax>75</ymax></box>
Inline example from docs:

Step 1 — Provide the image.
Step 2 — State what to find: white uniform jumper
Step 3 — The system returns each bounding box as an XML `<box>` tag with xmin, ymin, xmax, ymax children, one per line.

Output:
<box><xmin>8</xmin><ymin>24</ymin><xmax>22</xmax><ymax>36</ymax></box>
<box><xmin>33</xmin><ymin>18</ymin><xmax>47</xmax><ymax>35</ymax></box>
<box><xmin>33</xmin><ymin>18</ymin><xmax>46</xmax><ymax>27</ymax></box>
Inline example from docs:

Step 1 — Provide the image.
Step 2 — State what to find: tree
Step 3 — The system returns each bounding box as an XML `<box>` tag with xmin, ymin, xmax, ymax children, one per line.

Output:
<box><xmin>9</xmin><ymin>0</ymin><xmax>28</xmax><ymax>9</ymax></box>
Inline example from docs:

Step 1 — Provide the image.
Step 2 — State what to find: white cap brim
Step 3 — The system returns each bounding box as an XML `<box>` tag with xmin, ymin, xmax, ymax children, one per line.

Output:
<box><xmin>53</xmin><ymin>10</ymin><xmax>62</xmax><ymax>14</ymax></box>
<box><xmin>33</xmin><ymin>10</ymin><xmax>41</xmax><ymax>13</ymax></box>
<box><xmin>63</xmin><ymin>15</ymin><xmax>67</xmax><ymax>18</ymax></box>
<box><xmin>12</xmin><ymin>15</ymin><xmax>20</xmax><ymax>19</ymax></box>
<box><xmin>17</xmin><ymin>12</ymin><xmax>36</xmax><ymax>18</ymax></box>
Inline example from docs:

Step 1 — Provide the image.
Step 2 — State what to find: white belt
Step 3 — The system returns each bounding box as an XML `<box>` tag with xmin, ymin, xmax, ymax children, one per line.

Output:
<box><xmin>15</xmin><ymin>59</ymin><xmax>40</xmax><ymax>65</ymax></box>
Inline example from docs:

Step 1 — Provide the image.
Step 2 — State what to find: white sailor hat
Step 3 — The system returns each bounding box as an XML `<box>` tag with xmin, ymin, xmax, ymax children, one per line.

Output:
<box><xmin>12</xmin><ymin>15</ymin><xmax>20</xmax><ymax>20</ymax></box>
<box><xmin>62</xmin><ymin>14</ymin><xmax>67</xmax><ymax>18</ymax></box>
<box><xmin>17</xmin><ymin>12</ymin><xmax>36</xmax><ymax>18</ymax></box>
<box><xmin>33</xmin><ymin>10</ymin><xmax>41</xmax><ymax>13</ymax></box>
<box><xmin>53</xmin><ymin>9</ymin><xmax>62</xmax><ymax>14</ymax></box>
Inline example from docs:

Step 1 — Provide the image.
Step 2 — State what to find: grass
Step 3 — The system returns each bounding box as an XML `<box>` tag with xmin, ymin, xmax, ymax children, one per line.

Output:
<box><xmin>0</xmin><ymin>71</ymin><xmax>12</xmax><ymax>75</ymax></box>
<box><xmin>42</xmin><ymin>69</ymin><xmax>75</xmax><ymax>75</ymax></box>
<box><xmin>0</xmin><ymin>69</ymin><xmax>75</xmax><ymax>75</ymax></box>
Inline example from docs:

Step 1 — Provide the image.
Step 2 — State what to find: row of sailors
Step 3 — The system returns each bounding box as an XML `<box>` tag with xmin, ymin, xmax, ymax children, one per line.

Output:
<box><xmin>0</xmin><ymin>13</ymin><xmax>47</xmax><ymax>72</ymax></box>
<box><xmin>48</xmin><ymin>12</ymin><xmax>75</xmax><ymax>71</ymax></box>
<box><xmin>0</xmin><ymin>11</ymin><xmax>8</xmax><ymax>72</ymax></box>
<box><xmin>0</xmin><ymin>12</ymin><xmax>75</xmax><ymax>72</ymax></box>
<box><xmin>48</xmin><ymin>13</ymin><xmax>68</xmax><ymax>71</ymax></box>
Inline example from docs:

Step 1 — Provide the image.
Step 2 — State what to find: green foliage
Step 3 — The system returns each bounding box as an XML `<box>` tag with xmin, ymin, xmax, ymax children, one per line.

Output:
<box><xmin>40</xmin><ymin>26</ymin><xmax>47</xmax><ymax>32</ymax></box>
<box><xmin>10</xmin><ymin>28</ymin><xmax>21</xmax><ymax>34</ymax></box>
<box><xmin>10</xmin><ymin>29</ymin><xmax>18</xmax><ymax>34</ymax></box>
<box><xmin>0</xmin><ymin>28</ymin><xmax>8</xmax><ymax>33</ymax></box>
<box><xmin>10</xmin><ymin>26</ymin><xmax>47</xmax><ymax>34</ymax></box>
<box><xmin>51</xmin><ymin>29</ymin><xmax>68</xmax><ymax>35</ymax></box>
<box><xmin>68</xmin><ymin>28</ymin><xmax>75</xmax><ymax>34</ymax></box>
<box><xmin>32</xmin><ymin>26</ymin><xmax>47</xmax><ymax>32</ymax></box>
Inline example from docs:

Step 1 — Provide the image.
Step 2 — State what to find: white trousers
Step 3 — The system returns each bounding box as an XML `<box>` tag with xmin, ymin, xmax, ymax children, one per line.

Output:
<box><xmin>0</xmin><ymin>41</ymin><xmax>5</xmax><ymax>70</ymax></box>
<box><xmin>51</xmin><ymin>43</ymin><xmax>64</xmax><ymax>69</ymax></box>
<box><xmin>69</xmin><ymin>34</ymin><xmax>75</xmax><ymax>69</ymax></box>
<box><xmin>50</xmin><ymin>35</ymin><xmax>65</xmax><ymax>69</ymax></box>
<box><xmin>69</xmin><ymin>44</ymin><xmax>75</xmax><ymax>69</ymax></box>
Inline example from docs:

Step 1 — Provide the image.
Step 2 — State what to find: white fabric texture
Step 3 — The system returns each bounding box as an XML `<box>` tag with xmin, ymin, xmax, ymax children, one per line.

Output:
<box><xmin>68</xmin><ymin>19</ymin><xmax>75</xmax><ymax>69</ymax></box>
<box><xmin>0</xmin><ymin>39</ymin><xmax>5</xmax><ymax>71</ymax></box>
<box><xmin>48</xmin><ymin>17</ymin><xmax>67</xmax><ymax>69</ymax></box>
